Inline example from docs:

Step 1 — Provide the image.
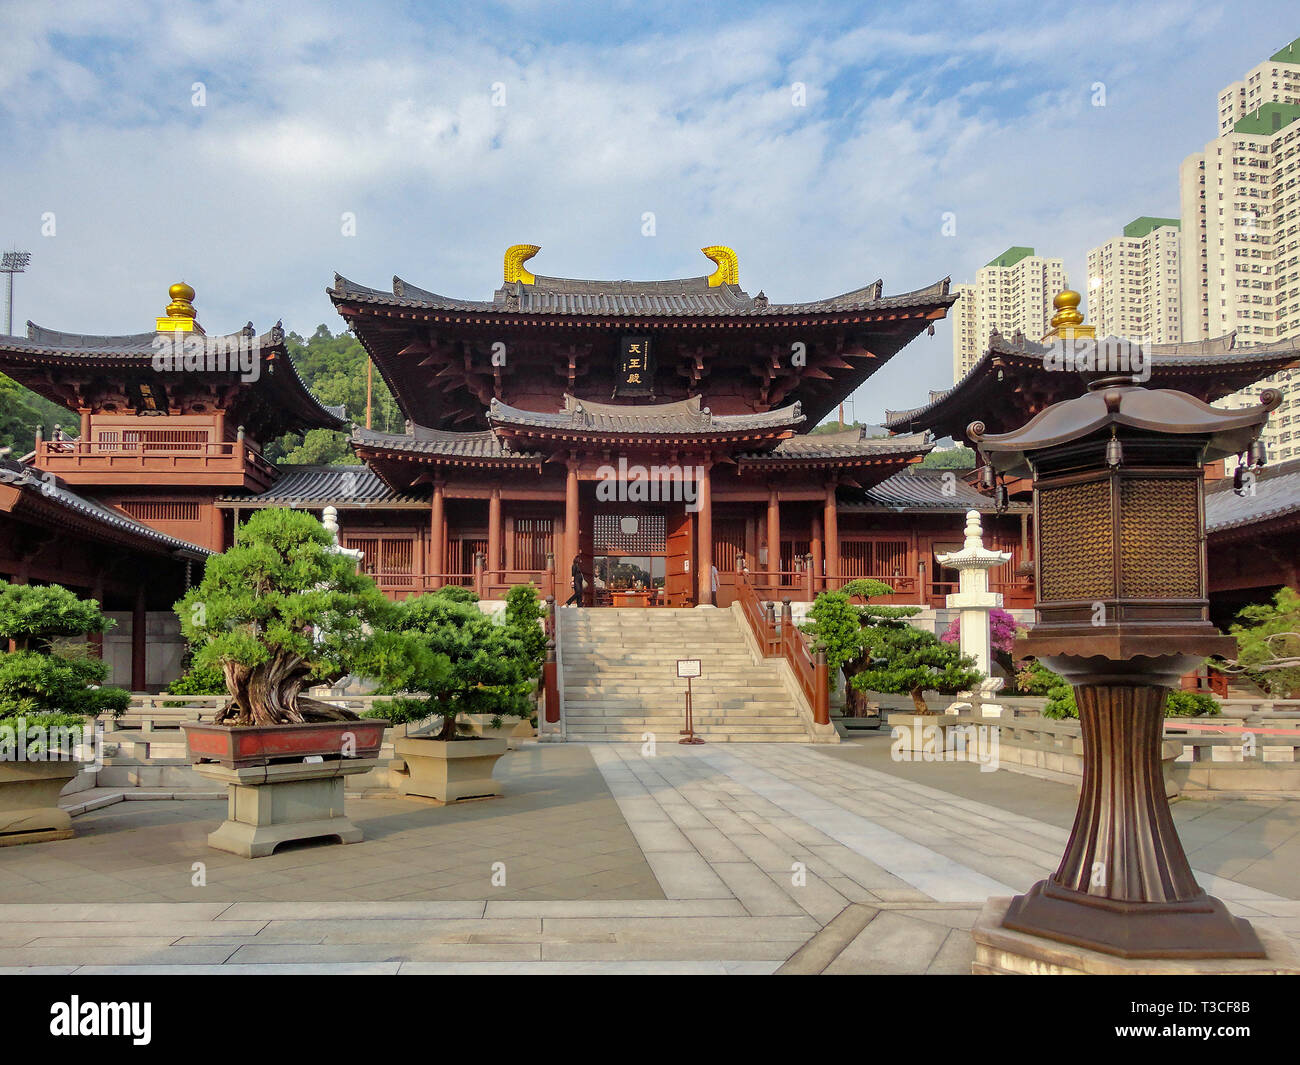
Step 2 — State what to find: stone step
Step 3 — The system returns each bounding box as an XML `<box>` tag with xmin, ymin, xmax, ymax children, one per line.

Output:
<box><xmin>558</xmin><ymin>608</ymin><xmax>809</xmax><ymax>741</ymax></box>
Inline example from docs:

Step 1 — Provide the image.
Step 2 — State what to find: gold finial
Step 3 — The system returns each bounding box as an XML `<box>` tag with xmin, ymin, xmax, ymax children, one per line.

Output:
<box><xmin>504</xmin><ymin>244</ymin><xmax>540</xmax><ymax>285</ymax></box>
<box><xmin>702</xmin><ymin>245</ymin><xmax>738</xmax><ymax>287</ymax></box>
<box><xmin>1042</xmin><ymin>288</ymin><xmax>1093</xmax><ymax>342</ymax></box>
<box><xmin>156</xmin><ymin>281</ymin><xmax>204</xmax><ymax>334</ymax></box>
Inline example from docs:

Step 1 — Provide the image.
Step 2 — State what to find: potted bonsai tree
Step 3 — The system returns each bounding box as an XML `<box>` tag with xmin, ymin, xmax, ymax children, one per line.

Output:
<box><xmin>0</xmin><ymin>581</ymin><xmax>129</xmax><ymax>845</ymax></box>
<box><xmin>371</xmin><ymin>585</ymin><xmax>536</xmax><ymax>803</ymax></box>
<box><xmin>175</xmin><ymin>509</ymin><xmax>424</xmax><ymax>856</ymax></box>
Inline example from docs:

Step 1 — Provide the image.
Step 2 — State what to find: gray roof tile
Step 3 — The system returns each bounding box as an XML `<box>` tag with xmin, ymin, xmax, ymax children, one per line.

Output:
<box><xmin>489</xmin><ymin>394</ymin><xmax>803</xmax><ymax>435</ymax></box>
<box><xmin>331</xmin><ymin>273</ymin><xmax>954</xmax><ymax>319</ymax></box>
<box><xmin>853</xmin><ymin>466</ymin><xmax>1029</xmax><ymax>512</ymax></box>
<box><xmin>219</xmin><ymin>465</ymin><xmax>424</xmax><ymax>505</ymax></box>
<box><xmin>0</xmin><ymin>463</ymin><xmax>210</xmax><ymax>556</ymax></box>
<box><xmin>1206</xmin><ymin>459</ymin><xmax>1300</xmax><ymax>533</ymax></box>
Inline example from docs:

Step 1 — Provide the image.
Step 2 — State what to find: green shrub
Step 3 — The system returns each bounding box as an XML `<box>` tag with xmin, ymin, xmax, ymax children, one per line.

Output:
<box><xmin>1015</xmin><ymin>659</ymin><xmax>1060</xmax><ymax>696</ymax></box>
<box><xmin>1041</xmin><ymin>684</ymin><xmax>1221</xmax><ymax>720</ymax></box>
<box><xmin>166</xmin><ymin>662</ymin><xmax>227</xmax><ymax>696</ymax></box>
<box><xmin>1165</xmin><ymin>690</ymin><xmax>1220</xmax><ymax>717</ymax></box>
<box><xmin>1042</xmin><ymin>682</ymin><xmax>1078</xmax><ymax>719</ymax></box>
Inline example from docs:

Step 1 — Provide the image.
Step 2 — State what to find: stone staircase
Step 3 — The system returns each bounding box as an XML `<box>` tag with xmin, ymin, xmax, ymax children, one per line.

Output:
<box><xmin>558</xmin><ymin>607</ymin><xmax>812</xmax><ymax>742</ymax></box>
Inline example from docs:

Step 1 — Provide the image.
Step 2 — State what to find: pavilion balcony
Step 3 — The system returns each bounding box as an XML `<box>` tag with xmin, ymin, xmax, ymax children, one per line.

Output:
<box><xmin>35</xmin><ymin>438</ymin><xmax>277</xmax><ymax>492</ymax></box>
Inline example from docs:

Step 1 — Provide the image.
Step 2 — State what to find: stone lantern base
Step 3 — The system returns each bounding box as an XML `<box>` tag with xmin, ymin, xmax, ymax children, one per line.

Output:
<box><xmin>972</xmin><ymin>897</ymin><xmax>1300</xmax><ymax>975</ymax></box>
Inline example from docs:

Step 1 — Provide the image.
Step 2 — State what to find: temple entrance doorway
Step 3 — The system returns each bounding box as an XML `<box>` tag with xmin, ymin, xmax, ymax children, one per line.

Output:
<box><xmin>591</xmin><ymin>507</ymin><xmax>669</xmax><ymax>606</ymax></box>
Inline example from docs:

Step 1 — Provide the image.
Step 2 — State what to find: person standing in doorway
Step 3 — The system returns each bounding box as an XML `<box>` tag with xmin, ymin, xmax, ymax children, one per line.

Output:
<box><xmin>566</xmin><ymin>553</ymin><xmax>586</xmax><ymax>607</ymax></box>
<box><xmin>710</xmin><ymin>562</ymin><xmax>719</xmax><ymax>605</ymax></box>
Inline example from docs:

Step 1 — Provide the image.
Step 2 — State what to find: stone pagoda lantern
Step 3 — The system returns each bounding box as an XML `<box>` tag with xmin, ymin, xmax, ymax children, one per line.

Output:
<box><xmin>967</xmin><ymin>350</ymin><xmax>1281</xmax><ymax>966</ymax></box>
<box><xmin>935</xmin><ymin>510</ymin><xmax>1011</xmax><ymax>681</ymax></box>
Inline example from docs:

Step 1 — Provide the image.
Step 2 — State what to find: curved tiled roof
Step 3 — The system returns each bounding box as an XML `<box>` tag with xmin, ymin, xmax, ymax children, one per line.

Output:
<box><xmin>489</xmin><ymin>394</ymin><xmax>804</xmax><ymax>435</ymax></box>
<box><xmin>1206</xmin><ymin>458</ymin><xmax>1300</xmax><ymax>534</ymax></box>
<box><xmin>852</xmin><ymin>466</ymin><xmax>1030</xmax><ymax>513</ymax></box>
<box><xmin>350</xmin><ymin>424</ymin><xmax>542</xmax><ymax>462</ymax></box>
<box><xmin>738</xmin><ymin>431</ymin><xmax>930</xmax><ymax>468</ymax></box>
<box><xmin>0</xmin><ymin>462</ymin><xmax>209</xmax><ymax>557</ymax></box>
<box><xmin>218</xmin><ymin>465</ymin><xmax>425</xmax><ymax>506</ymax></box>
<box><xmin>884</xmin><ymin>332</ymin><xmax>1300</xmax><ymax>435</ymax></box>
<box><xmin>330</xmin><ymin>272</ymin><xmax>954</xmax><ymax>319</ymax></box>
<box><xmin>0</xmin><ymin>321</ymin><xmax>347</xmax><ymax>435</ymax></box>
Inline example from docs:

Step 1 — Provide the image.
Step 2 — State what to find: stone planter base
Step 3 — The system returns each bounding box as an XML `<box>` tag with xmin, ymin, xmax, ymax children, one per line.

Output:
<box><xmin>0</xmin><ymin>760</ymin><xmax>80</xmax><ymax>846</ymax></box>
<box><xmin>887</xmin><ymin>713</ymin><xmax>956</xmax><ymax>755</ymax></box>
<box><xmin>393</xmin><ymin>736</ymin><xmax>507</xmax><ymax>804</ymax></box>
<box><xmin>972</xmin><ymin>896</ymin><xmax>1300</xmax><ymax>974</ymax></box>
<box><xmin>464</xmin><ymin>715</ymin><xmax>533</xmax><ymax>750</ymax></box>
<box><xmin>193</xmin><ymin>758</ymin><xmax>379</xmax><ymax>858</ymax></box>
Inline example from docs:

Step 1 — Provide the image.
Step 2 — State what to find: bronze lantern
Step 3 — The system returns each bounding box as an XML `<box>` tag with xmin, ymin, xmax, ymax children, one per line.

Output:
<box><xmin>969</xmin><ymin>360</ymin><xmax>1278</xmax><ymax>959</ymax></box>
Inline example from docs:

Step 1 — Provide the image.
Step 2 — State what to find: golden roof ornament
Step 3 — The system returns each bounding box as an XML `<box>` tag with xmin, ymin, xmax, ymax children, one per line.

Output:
<box><xmin>156</xmin><ymin>281</ymin><xmax>204</xmax><ymax>334</ymax></box>
<box><xmin>504</xmin><ymin>244</ymin><xmax>540</xmax><ymax>286</ymax></box>
<box><xmin>702</xmin><ymin>245</ymin><xmax>738</xmax><ymax>287</ymax></box>
<box><xmin>1041</xmin><ymin>288</ymin><xmax>1094</xmax><ymax>342</ymax></box>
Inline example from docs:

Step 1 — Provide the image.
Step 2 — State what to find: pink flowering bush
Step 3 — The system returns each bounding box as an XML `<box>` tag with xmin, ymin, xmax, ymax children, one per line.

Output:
<box><xmin>940</xmin><ymin>609</ymin><xmax>1021</xmax><ymax>672</ymax></box>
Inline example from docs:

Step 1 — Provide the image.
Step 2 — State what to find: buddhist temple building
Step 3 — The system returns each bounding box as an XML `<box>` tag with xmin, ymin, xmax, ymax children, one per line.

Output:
<box><xmin>0</xmin><ymin>261</ymin><xmax>1294</xmax><ymax>691</ymax></box>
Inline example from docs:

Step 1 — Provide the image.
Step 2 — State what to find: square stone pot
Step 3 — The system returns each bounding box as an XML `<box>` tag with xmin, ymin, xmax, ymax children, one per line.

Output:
<box><xmin>887</xmin><ymin>712</ymin><xmax>957</xmax><ymax>756</ymax></box>
<box><xmin>0</xmin><ymin>760</ymin><xmax>80</xmax><ymax>846</ymax></box>
<box><xmin>393</xmin><ymin>736</ymin><xmax>508</xmax><ymax>803</ymax></box>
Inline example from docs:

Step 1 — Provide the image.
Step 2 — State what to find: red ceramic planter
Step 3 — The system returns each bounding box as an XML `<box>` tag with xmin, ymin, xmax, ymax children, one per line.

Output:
<box><xmin>184</xmin><ymin>719</ymin><xmax>390</xmax><ymax>770</ymax></box>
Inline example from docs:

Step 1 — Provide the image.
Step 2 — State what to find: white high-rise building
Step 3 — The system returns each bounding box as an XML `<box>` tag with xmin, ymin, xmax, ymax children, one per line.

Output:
<box><xmin>1085</xmin><ymin>217</ymin><xmax>1182</xmax><ymax>343</ymax></box>
<box><xmin>951</xmin><ymin>247</ymin><xmax>1066</xmax><ymax>383</ymax></box>
<box><xmin>1180</xmin><ymin>36</ymin><xmax>1300</xmax><ymax>461</ymax></box>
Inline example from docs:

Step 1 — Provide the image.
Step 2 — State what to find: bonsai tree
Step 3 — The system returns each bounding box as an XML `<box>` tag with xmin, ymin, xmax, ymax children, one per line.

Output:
<box><xmin>802</xmin><ymin>579</ymin><xmax>923</xmax><ymax>715</ymax></box>
<box><xmin>372</xmin><ymin>586</ymin><xmax>537</xmax><ymax>740</ymax></box>
<box><xmin>1218</xmin><ymin>587</ymin><xmax>1300</xmax><ymax>697</ymax></box>
<box><xmin>176</xmin><ymin>508</ymin><xmax>422</xmax><ymax>726</ymax></box>
<box><xmin>939</xmin><ymin>608</ymin><xmax>1022</xmax><ymax>674</ymax></box>
<box><xmin>0</xmin><ymin>581</ymin><xmax>129</xmax><ymax>744</ymax></box>
<box><xmin>850</xmin><ymin>620</ymin><xmax>981</xmax><ymax>714</ymax></box>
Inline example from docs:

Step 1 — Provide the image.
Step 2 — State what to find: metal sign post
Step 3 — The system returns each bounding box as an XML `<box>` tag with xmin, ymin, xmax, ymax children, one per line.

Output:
<box><xmin>677</xmin><ymin>659</ymin><xmax>704</xmax><ymax>745</ymax></box>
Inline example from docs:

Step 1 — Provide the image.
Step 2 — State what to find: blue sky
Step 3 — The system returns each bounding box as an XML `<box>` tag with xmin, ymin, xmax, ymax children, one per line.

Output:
<box><xmin>0</xmin><ymin>0</ymin><xmax>1296</xmax><ymax>424</ymax></box>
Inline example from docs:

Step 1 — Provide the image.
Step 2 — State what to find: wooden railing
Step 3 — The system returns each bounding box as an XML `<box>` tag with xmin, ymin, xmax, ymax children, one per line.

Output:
<box><xmin>735</xmin><ymin>565</ymin><xmax>828</xmax><ymax>724</ymax></box>
<box><xmin>37</xmin><ymin>439</ymin><xmax>276</xmax><ymax>488</ymax></box>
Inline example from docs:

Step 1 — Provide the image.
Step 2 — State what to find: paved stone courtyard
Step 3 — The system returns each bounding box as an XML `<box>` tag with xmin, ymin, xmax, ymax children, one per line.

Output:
<box><xmin>1</xmin><ymin>736</ymin><xmax>1298</xmax><ymax>974</ymax></box>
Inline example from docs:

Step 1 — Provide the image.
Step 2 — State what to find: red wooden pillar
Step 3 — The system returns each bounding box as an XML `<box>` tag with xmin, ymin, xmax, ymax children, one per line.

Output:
<box><xmin>487</xmin><ymin>488</ymin><xmax>502</xmax><ymax>586</ymax></box>
<box><xmin>823</xmin><ymin>481</ymin><xmax>840</xmax><ymax>587</ymax></box>
<box><xmin>430</xmin><ymin>481</ymin><xmax>445</xmax><ymax>589</ymax></box>
<box><xmin>814</xmin><ymin>648</ymin><xmax>830</xmax><ymax>726</ymax></box>
<box><xmin>131</xmin><ymin>585</ymin><xmax>147</xmax><ymax>693</ymax></box>
<box><xmin>696</xmin><ymin>462</ymin><xmax>713</xmax><ymax>605</ymax></box>
<box><xmin>766</xmin><ymin>487</ymin><xmax>780</xmax><ymax>587</ymax></box>
<box><xmin>810</xmin><ymin>512</ymin><xmax>824</xmax><ymax>592</ymax></box>
<box><xmin>564</xmin><ymin>459</ymin><xmax>580</xmax><ymax>599</ymax></box>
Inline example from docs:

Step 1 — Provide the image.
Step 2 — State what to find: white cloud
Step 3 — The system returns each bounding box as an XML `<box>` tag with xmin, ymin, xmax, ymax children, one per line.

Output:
<box><xmin>0</xmin><ymin>0</ymin><xmax>1292</xmax><ymax>421</ymax></box>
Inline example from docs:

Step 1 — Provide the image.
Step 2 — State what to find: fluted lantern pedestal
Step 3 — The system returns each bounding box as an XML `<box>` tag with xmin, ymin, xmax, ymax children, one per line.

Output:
<box><xmin>1002</xmin><ymin>652</ymin><xmax>1263</xmax><ymax>958</ymax></box>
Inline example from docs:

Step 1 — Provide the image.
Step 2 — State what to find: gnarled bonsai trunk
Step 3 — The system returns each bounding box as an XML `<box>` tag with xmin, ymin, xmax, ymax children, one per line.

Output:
<box><xmin>216</xmin><ymin>654</ymin><xmax>357</xmax><ymax>726</ymax></box>
<box><xmin>910</xmin><ymin>686</ymin><xmax>929</xmax><ymax>713</ymax></box>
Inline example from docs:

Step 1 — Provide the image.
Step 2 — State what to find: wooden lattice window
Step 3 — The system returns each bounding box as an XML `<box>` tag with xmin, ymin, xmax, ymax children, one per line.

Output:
<box><xmin>513</xmin><ymin>518</ymin><xmax>554</xmax><ymax>571</ymax></box>
<box><xmin>345</xmin><ymin>536</ymin><xmax>415</xmax><ymax>587</ymax></box>
<box><xmin>841</xmin><ymin>539</ymin><xmax>909</xmax><ymax>578</ymax></box>
<box><xmin>121</xmin><ymin>429</ymin><xmax>210</xmax><ymax>452</ymax></box>
<box><xmin>712</xmin><ymin>519</ymin><xmax>746</xmax><ymax>572</ymax></box>
<box><xmin>118</xmin><ymin>501</ymin><xmax>200</xmax><ymax>522</ymax></box>
<box><xmin>593</xmin><ymin>513</ymin><xmax>666</xmax><ymax>555</ymax></box>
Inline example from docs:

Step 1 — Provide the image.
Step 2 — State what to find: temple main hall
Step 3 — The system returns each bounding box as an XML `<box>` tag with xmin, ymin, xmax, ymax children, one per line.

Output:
<box><xmin>0</xmin><ymin>246</ymin><xmax>1296</xmax><ymax>688</ymax></box>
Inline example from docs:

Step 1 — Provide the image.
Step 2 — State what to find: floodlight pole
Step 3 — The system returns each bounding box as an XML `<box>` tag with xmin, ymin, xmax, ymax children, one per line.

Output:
<box><xmin>1</xmin><ymin>252</ymin><xmax>32</xmax><ymax>336</ymax></box>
